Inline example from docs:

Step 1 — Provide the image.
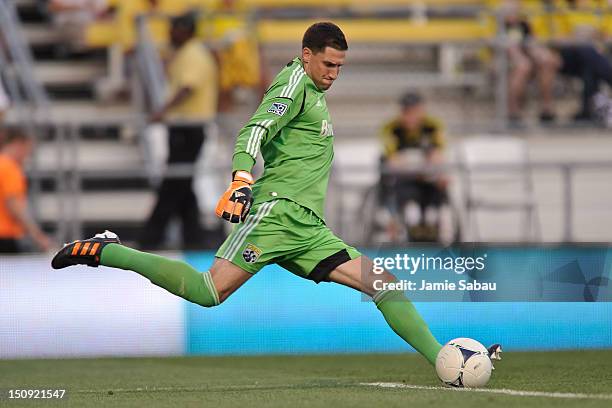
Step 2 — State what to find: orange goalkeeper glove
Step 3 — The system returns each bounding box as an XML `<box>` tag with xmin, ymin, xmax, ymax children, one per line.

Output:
<box><xmin>215</xmin><ymin>170</ymin><xmax>254</xmax><ymax>223</ymax></box>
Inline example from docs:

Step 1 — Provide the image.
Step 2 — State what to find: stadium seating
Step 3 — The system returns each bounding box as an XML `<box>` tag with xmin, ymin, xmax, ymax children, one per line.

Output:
<box><xmin>257</xmin><ymin>19</ymin><xmax>493</xmax><ymax>44</ymax></box>
<box><xmin>84</xmin><ymin>0</ymin><xmax>612</xmax><ymax>49</ymax></box>
<box><xmin>11</xmin><ymin>0</ymin><xmax>612</xmax><ymax>244</ymax></box>
<box><xmin>84</xmin><ymin>0</ymin><xmax>495</xmax><ymax>49</ymax></box>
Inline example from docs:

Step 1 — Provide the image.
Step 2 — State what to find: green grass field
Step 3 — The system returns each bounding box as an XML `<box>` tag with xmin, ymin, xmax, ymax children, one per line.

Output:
<box><xmin>1</xmin><ymin>351</ymin><xmax>611</xmax><ymax>407</ymax></box>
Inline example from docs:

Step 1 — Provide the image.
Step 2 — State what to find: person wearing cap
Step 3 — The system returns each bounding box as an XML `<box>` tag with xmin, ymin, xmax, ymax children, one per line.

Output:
<box><xmin>378</xmin><ymin>92</ymin><xmax>449</xmax><ymax>242</ymax></box>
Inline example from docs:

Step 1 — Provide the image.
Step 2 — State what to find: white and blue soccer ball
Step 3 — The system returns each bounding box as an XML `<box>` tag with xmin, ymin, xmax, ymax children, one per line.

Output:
<box><xmin>435</xmin><ymin>338</ymin><xmax>492</xmax><ymax>388</ymax></box>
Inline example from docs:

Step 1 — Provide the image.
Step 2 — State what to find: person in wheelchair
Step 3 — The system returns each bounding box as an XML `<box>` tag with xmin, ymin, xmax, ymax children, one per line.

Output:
<box><xmin>378</xmin><ymin>92</ymin><xmax>449</xmax><ymax>243</ymax></box>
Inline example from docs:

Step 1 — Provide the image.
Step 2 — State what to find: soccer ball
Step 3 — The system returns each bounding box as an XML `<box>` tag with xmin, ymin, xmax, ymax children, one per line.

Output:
<box><xmin>435</xmin><ymin>338</ymin><xmax>492</xmax><ymax>388</ymax></box>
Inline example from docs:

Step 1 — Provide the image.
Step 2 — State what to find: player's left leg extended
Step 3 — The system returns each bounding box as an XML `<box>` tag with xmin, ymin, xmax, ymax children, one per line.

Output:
<box><xmin>328</xmin><ymin>257</ymin><xmax>442</xmax><ymax>366</ymax></box>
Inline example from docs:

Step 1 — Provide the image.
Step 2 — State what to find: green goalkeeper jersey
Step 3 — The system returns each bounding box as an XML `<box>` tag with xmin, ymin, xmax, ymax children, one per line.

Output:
<box><xmin>232</xmin><ymin>57</ymin><xmax>335</xmax><ymax>221</ymax></box>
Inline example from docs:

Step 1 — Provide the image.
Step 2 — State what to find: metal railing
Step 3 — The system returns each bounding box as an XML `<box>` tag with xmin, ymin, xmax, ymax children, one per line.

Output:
<box><xmin>0</xmin><ymin>0</ymin><xmax>51</xmax><ymax>221</ymax></box>
<box><xmin>36</xmin><ymin>133</ymin><xmax>612</xmax><ymax>245</ymax></box>
<box><xmin>0</xmin><ymin>0</ymin><xmax>49</xmax><ymax>115</ymax></box>
<box><xmin>132</xmin><ymin>13</ymin><xmax>169</xmax><ymax>184</ymax></box>
<box><xmin>134</xmin><ymin>14</ymin><xmax>167</xmax><ymax>112</ymax></box>
<box><xmin>330</xmin><ymin>161</ymin><xmax>612</xmax><ymax>244</ymax></box>
<box><xmin>38</xmin><ymin>117</ymin><xmax>212</xmax><ymax>244</ymax></box>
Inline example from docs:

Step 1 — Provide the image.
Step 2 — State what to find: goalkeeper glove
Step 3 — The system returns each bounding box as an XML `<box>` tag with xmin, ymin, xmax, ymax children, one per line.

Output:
<box><xmin>215</xmin><ymin>170</ymin><xmax>254</xmax><ymax>223</ymax></box>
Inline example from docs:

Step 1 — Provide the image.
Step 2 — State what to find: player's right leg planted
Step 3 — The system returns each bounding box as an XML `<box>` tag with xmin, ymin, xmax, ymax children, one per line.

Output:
<box><xmin>51</xmin><ymin>231</ymin><xmax>220</xmax><ymax>307</ymax></box>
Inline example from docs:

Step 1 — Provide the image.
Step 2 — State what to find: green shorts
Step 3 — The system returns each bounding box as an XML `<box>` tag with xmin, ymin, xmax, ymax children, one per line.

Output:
<box><xmin>216</xmin><ymin>199</ymin><xmax>361</xmax><ymax>282</ymax></box>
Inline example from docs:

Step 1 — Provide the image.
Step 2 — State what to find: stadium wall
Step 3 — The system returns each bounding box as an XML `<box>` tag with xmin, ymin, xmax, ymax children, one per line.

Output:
<box><xmin>1</xmin><ymin>252</ymin><xmax>611</xmax><ymax>358</ymax></box>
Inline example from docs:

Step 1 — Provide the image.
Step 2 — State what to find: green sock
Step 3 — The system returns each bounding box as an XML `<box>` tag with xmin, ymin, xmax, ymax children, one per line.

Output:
<box><xmin>374</xmin><ymin>290</ymin><xmax>442</xmax><ymax>366</ymax></box>
<box><xmin>100</xmin><ymin>243</ymin><xmax>219</xmax><ymax>307</ymax></box>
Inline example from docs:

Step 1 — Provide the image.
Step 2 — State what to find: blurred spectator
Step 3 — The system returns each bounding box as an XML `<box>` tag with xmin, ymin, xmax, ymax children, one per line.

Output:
<box><xmin>0</xmin><ymin>79</ymin><xmax>9</xmax><ymax>122</ymax></box>
<box><xmin>0</xmin><ymin>128</ymin><xmax>50</xmax><ymax>253</ymax></box>
<box><xmin>550</xmin><ymin>0</ymin><xmax>612</xmax><ymax>122</ymax></box>
<box><xmin>378</xmin><ymin>92</ymin><xmax>449</xmax><ymax>243</ymax></box>
<box><xmin>205</xmin><ymin>0</ymin><xmax>268</xmax><ymax>112</ymax></box>
<box><xmin>502</xmin><ymin>0</ymin><xmax>612</xmax><ymax>124</ymax></box>
<box><xmin>552</xmin><ymin>45</ymin><xmax>612</xmax><ymax>121</ymax></box>
<box><xmin>140</xmin><ymin>13</ymin><xmax>218</xmax><ymax>249</ymax></box>
<box><xmin>502</xmin><ymin>1</ymin><xmax>557</xmax><ymax>125</ymax></box>
<box><xmin>48</xmin><ymin>0</ymin><xmax>109</xmax><ymax>51</ymax></box>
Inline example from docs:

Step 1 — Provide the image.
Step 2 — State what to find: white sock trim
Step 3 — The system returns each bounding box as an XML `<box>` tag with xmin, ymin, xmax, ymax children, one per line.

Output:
<box><xmin>202</xmin><ymin>271</ymin><xmax>220</xmax><ymax>306</ymax></box>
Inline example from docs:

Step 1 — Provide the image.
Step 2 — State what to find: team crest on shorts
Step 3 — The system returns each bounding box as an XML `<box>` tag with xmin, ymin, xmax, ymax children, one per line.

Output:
<box><xmin>242</xmin><ymin>243</ymin><xmax>262</xmax><ymax>263</ymax></box>
<box><xmin>267</xmin><ymin>102</ymin><xmax>288</xmax><ymax>116</ymax></box>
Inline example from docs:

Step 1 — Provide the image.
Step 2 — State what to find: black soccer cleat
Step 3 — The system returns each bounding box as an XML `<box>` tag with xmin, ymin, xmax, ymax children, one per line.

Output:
<box><xmin>487</xmin><ymin>344</ymin><xmax>502</xmax><ymax>370</ymax></box>
<box><xmin>51</xmin><ymin>230</ymin><xmax>120</xmax><ymax>269</ymax></box>
<box><xmin>488</xmin><ymin>344</ymin><xmax>502</xmax><ymax>360</ymax></box>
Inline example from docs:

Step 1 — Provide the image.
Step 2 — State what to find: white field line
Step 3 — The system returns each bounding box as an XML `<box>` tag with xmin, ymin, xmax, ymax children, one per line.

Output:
<box><xmin>361</xmin><ymin>382</ymin><xmax>612</xmax><ymax>401</ymax></box>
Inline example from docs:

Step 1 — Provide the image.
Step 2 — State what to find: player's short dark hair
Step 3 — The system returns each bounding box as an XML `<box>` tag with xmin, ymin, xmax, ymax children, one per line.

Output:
<box><xmin>0</xmin><ymin>126</ymin><xmax>30</xmax><ymax>147</ymax></box>
<box><xmin>171</xmin><ymin>12</ymin><xmax>196</xmax><ymax>36</ymax></box>
<box><xmin>302</xmin><ymin>22</ymin><xmax>348</xmax><ymax>54</ymax></box>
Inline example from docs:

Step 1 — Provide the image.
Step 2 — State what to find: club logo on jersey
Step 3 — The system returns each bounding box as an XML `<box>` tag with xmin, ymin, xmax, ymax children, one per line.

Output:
<box><xmin>242</xmin><ymin>243</ymin><xmax>262</xmax><ymax>264</ymax></box>
<box><xmin>320</xmin><ymin>120</ymin><xmax>334</xmax><ymax>137</ymax></box>
<box><xmin>267</xmin><ymin>102</ymin><xmax>288</xmax><ymax>116</ymax></box>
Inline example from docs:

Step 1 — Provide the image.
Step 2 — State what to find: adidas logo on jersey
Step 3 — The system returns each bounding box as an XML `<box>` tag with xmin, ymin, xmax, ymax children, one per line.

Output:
<box><xmin>320</xmin><ymin>120</ymin><xmax>334</xmax><ymax>137</ymax></box>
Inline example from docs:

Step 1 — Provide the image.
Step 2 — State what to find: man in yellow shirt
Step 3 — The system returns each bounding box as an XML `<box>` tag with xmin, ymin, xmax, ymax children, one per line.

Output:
<box><xmin>0</xmin><ymin>128</ymin><xmax>50</xmax><ymax>253</ymax></box>
<box><xmin>141</xmin><ymin>13</ymin><xmax>218</xmax><ymax>249</ymax></box>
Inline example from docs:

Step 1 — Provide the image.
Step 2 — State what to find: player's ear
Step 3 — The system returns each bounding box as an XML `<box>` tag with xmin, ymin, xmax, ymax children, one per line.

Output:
<box><xmin>302</xmin><ymin>47</ymin><xmax>312</xmax><ymax>64</ymax></box>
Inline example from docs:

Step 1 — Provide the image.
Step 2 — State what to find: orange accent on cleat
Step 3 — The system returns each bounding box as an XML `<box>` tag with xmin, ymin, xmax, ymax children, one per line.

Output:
<box><xmin>71</xmin><ymin>242</ymin><xmax>82</xmax><ymax>256</ymax></box>
<box><xmin>89</xmin><ymin>242</ymin><xmax>100</xmax><ymax>255</ymax></box>
<box><xmin>80</xmin><ymin>242</ymin><xmax>91</xmax><ymax>256</ymax></box>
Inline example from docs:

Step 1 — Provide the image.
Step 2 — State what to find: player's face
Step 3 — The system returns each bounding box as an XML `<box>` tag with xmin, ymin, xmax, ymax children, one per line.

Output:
<box><xmin>302</xmin><ymin>46</ymin><xmax>346</xmax><ymax>91</ymax></box>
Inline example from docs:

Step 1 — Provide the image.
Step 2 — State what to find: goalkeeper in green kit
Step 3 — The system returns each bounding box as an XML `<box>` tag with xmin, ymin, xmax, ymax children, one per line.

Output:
<box><xmin>52</xmin><ymin>22</ymin><xmax>493</xmax><ymax>367</ymax></box>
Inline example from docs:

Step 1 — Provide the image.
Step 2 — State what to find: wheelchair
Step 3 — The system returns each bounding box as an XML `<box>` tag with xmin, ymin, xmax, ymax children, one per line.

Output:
<box><xmin>358</xmin><ymin>174</ymin><xmax>461</xmax><ymax>246</ymax></box>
